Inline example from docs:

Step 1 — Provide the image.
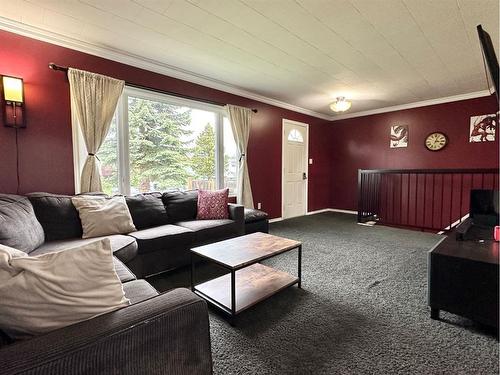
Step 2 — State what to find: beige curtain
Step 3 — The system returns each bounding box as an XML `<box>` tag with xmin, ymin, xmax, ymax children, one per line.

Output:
<box><xmin>68</xmin><ymin>68</ymin><xmax>124</xmax><ymax>193</ymax></box>
<box><xmin>227</xmin><ymin>104</ymin><xmax>254</xmax><ymax>208</ymax></box>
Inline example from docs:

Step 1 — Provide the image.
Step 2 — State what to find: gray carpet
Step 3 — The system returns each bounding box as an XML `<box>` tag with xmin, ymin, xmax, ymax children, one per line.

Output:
<box><xmin>149</xmin><ymin>212</ymin><xmax>499</xmax><ymax>374</ymax></box>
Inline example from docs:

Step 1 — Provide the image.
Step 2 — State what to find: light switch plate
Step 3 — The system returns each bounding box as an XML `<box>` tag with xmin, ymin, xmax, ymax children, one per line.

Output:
<box><xmin>309</xmin><ymin>158</ymin><xmax>313</xmax><ymax>164</ymax></box>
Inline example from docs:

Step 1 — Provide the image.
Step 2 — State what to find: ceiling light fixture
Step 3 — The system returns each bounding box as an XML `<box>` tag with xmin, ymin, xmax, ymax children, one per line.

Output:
<box><xmin>330</xmin><ymin>96</ymin><xmax>351</xmax><ymax>112</ymax></box>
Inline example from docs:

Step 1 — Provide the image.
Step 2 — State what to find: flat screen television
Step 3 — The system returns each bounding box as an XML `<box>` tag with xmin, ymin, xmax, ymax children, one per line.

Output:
<box><xmin>477</xmin><ymin>25</ymin><xmax>499</xmax><ymax>102</ymax></box>
<box><xmin>470</xmin><ymin>189</ymin><xmax>499</xmax><ymax>227</ymax></box>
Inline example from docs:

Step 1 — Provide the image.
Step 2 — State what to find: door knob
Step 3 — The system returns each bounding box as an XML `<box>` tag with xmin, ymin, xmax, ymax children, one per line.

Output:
<box><xmin>303</xmin><ymin>172</ymin><xmax>307</xmax><ymax>180</ymax></box>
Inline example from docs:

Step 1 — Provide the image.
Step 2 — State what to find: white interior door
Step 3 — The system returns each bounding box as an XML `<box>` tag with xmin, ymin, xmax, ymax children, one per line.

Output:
<box><xmin>282</xmin><ymin>119</ymin><xmax>308</xmax><ymax>219</ymax></box>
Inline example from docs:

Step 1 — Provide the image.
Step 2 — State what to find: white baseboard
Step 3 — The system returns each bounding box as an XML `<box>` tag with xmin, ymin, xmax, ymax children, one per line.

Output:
<box><xmin>307</xmin><ymin>208</ymin><xmax>357</xmax><ymax>215</ymax></box>
<box><xmin>290</xmin><ymin>207</ymin><xmax>467</xmax><ymax>234</ymax></box>
<box><xmin>330</xmin><ymin>208</ymin><xmax>357</xmax><ymax>215</ymax></box>
<box><xmin>437</xmin><ymin>214</ymin><xmax>470</xmax><ymax>234</ymax></box>
<box><xmin>306</xmin><ymin>208</ymin><xmax>332</xmax><ymax>215</ymax></box>
<box><xmin>269</xmin><ymin>217</ymin><xmax>283</xmax><ymax>223</ymax></box>
<box><xmin>269</xmin><ymin>208</ymin><xmax>357</xmax><ymax>223</ymax></box>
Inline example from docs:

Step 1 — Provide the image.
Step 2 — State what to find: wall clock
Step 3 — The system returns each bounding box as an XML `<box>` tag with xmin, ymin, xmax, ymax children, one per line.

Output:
<box><xmin>425</xmin><ymin>132</ymin><xmax>448</xmax><ymax>151</ymax></box>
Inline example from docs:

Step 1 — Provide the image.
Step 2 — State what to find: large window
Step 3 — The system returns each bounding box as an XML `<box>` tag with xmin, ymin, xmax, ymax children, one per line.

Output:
<box><xmin>88</xmin><ymin>87</ymin><xmax>238</xmax><ymax>196</ymax></box>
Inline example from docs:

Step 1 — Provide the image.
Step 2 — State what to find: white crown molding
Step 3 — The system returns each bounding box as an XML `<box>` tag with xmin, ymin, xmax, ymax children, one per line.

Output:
<box><xmin>0</xmin><ymin>17</ymin><xmax>332</xmax><ymax>121</ymax></box>
<box><xmin>0</xmin><ymin>17</ymin><xmax>493</xmax><ymax>123</ymax></box>
<box><xmin>330</xmin><ymin>90</ymin><xmax>492</xmax><ymax>121</ymax></box>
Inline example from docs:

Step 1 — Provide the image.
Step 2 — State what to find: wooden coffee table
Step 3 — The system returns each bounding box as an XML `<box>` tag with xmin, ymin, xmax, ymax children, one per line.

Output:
<box><xmin>190</xmin><ymin>232</ymin><xmax>302</xmax><ymax>322</ymax></box>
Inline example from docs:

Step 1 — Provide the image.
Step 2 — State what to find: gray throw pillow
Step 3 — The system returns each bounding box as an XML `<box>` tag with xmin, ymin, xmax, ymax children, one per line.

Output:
<box><xmin>0</xmin><ymin>194</ymin><xmax>45</xmax><ymax>253</ymax></box>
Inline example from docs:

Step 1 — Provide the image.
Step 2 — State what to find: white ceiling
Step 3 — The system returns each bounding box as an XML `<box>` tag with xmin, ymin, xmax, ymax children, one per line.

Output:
<box><xmin>0</xmin><ymin>0</ymin><xmax>498</xmax><ymax>119</ymax></box>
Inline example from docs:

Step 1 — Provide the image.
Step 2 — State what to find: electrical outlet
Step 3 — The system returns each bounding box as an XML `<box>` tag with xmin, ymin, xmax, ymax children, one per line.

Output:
<box><xmin>257</xmin><ymin>202</ymin><xmax>262</xmax><ymax>209</ymax></box>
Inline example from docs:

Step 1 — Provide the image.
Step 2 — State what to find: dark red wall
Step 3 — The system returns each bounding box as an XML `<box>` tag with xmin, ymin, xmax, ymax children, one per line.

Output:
<box><xmin>2</xmin><ymin>29</ymin><xmax>498</xmax><ymax>220</ymax></box>
<box><xmin>330</xmin><ymin>96</ymin><xmax>499</xmax><ymax>211</ymax></box>
<box><xmin>0</xmin><ymin>30</ymin><xmax>332</xmax><ymax>219</ymax></box>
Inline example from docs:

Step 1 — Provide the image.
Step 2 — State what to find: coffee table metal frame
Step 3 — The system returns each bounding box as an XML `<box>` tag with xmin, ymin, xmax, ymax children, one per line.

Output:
<box><xmin>190</xmin><ymin>239</ymin><xmax>302</xmax><ymax>321</ymax></box>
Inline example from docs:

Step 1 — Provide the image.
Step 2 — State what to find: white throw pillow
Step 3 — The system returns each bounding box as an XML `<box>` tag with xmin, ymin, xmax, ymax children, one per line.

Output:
<box><xmin>72</xmin><ymin>195</ymin><xmax>136</xmax><ymax>238</ymax></box>
<box><xmin>0</xmin><ymin>238</ymin><xmax>130</xmax><ymax>339</ymax></box>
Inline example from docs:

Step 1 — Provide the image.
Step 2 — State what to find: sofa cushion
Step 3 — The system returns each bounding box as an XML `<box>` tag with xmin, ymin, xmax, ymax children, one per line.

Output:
<box><xmin>122</xmin><ymin>280</ymin><xmax>159</xmax><ymax>304</ymax></box>
<box><xmin>128</xmin><ymin>224</ymin><xmax>194</xmax><ymax>254</ymax></box>
<box><xmin>162</xmin><ymin>190</ymin><xmax>198</xmax><ymax>222</ymax></box>
<box><xmin>31</xmin><ymin>234</ymin><xmax>138</xmax><ymax>264</ymax></box>
<box><xmin>176</xmin><ymin>219</ymin><xmax>236</xmax><ymax>246</ymax></box>
<box><xmin>0</xmin><ymin>330</ymin><xmax>11</xmax><ymax>348</ymax></box>
<box><xmin>113</xmin><ymin>258</ymin><xmax>136</xmax><ymax>283</ymax></box>
<box><xmin>27</xmin><ymin>192</ymin><xmax>83</xmax><ymax>241</ymax></box>
<box><xmin>245</xmin><ymin>220</ymin><xmax>269</xmax><ymax>235</ymax></box>
<box><xmin>244</xmin><ymin>208</ymin><xmax>269</xmax><ymax>223</ymax></box>
<box><xmin>126</xmin><ymin>193</ymin><xmax>170</xmax><ymax>230</ymax></box>
<box><xmin>0</xmin><ymin>194</ymin><xmax>44</xmax><ymax>254</ymax></box>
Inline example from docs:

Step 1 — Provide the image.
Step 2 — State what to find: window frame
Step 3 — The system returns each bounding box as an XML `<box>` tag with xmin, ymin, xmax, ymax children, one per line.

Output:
<box><xmin>72</xmin><ymin>86</ymin><xmax>235</xmax><ymax>196</ymax></box>
<box><xmin>287</xmin><ymin>128</ymin><xmax>304</xmax><ymax>142</ymax></box>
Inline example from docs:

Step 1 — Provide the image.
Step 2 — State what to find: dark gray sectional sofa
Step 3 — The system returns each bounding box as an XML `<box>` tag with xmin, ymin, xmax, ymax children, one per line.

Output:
<box><xmin>0</xmin><ymin>190</ymin><xmax>245</xmax><ymax>374</ymax></box>
<box><xmin>26</xmin><ymin>190</ymin><xmax>244</xmax><ymax>278</ymax></box>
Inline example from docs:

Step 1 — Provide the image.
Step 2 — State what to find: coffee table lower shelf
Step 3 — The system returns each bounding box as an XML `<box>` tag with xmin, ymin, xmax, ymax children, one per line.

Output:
<box><xmin>193</xmin><ymin>263</ymin><xmax>299</xmax><ymax>316</ymax></box>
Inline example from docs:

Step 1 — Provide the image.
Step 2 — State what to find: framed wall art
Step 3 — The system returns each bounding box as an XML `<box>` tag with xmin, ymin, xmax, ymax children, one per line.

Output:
<box><xmin>469</xmin><ymin>113</ymin><xmax>497</xmax><ymax>142</ymax></box>
<box><xmin>390</xmin><ymin>125</ymin><xmax>408</xmax><ymax>148</ymax></box>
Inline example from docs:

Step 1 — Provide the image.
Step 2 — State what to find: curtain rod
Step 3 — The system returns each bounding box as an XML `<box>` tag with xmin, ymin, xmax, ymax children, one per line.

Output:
<box><xmin>48</xmin><ymin>63</ymin><xmax>258</xmax><ymax>113</ymax></box>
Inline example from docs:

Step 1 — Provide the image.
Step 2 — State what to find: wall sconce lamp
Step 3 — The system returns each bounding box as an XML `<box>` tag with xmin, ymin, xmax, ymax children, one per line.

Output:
<box><xmin>2</xmin><ymin>75</ymin><xmax>25</xmax><ymax>128</ymax></box>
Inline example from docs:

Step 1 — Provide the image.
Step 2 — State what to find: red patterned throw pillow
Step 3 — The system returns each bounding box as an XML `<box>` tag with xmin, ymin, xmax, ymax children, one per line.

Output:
<box><xmin>197</xmin><ymin>188</ymin><xmax>229</xmax><ymax>220</ymax></box>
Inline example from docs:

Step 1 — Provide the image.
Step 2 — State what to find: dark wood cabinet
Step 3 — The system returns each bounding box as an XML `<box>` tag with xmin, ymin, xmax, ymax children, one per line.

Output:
<box><xmin>428</xmin><ymin>232</ymin><xmax>499</xmax><ymax>328</ymax></box>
